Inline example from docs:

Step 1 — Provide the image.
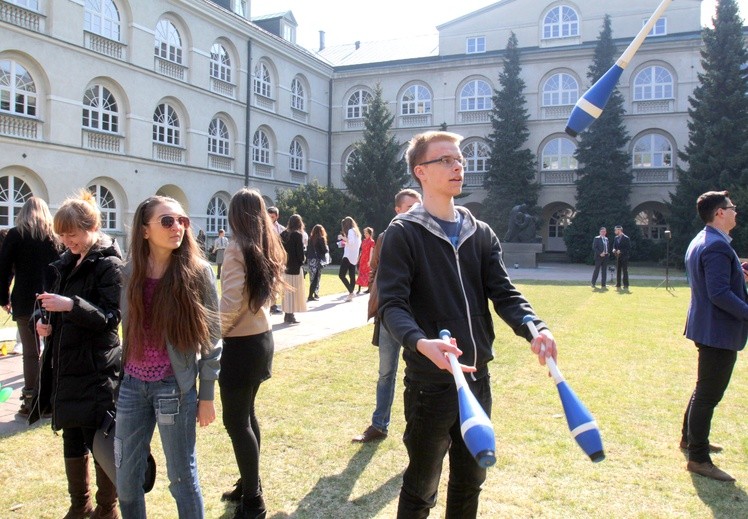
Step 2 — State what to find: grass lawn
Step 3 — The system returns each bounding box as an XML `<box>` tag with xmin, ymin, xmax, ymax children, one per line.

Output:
<box><xmin>1</xmin><ymin>281</ymin><xmax>746</xmax><ymax>518</ymax></box>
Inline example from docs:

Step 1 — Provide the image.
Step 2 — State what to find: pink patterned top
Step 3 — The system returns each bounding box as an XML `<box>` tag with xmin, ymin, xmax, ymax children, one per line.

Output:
<box><xmin>124</xmin><ymin>277</ymin><xmax>174</xmax><ymax>382</ymax></box>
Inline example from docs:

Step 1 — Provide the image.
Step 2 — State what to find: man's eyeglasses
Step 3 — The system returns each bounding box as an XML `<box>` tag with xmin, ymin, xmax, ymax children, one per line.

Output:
<box><xmin>148</xmin><ymin>215</ymin><xmax>191</xmax><ymax>229</ymax></box>
<box><xmin>722</xmin><ymin>205</ymin><xmax>738</xmax><ymax>212</ymax></box>
<box><xmin>417</xmin><ymin>155</ymin><xmax>467</xmax><ymax>168</ymax></box>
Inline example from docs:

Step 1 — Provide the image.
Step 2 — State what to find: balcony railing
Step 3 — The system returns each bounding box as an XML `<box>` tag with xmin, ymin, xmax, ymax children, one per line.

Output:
<box><xmin>463</xmin><ymin>172</ymin><xmax>485</xmax><ymax>187</ymax></box>
<box><xmin>0</xmin><ymin>0</ymin><xmax>43</xmax><ymax>32</ymax></box>
<box><xmin>83</xmin><ymin>129</ymin><xmax>122</xmax><ymax>153</ymax></box>
<box><xmin>457</xmin><ymin>110</ymin><xmax>490</xmax><ymax>124</ymax></box>
<box><xmin>253</xmin><ymin>163</ymin><xmax>273</xmax><ymax>179</ymax></box>
<box><xmin>399</xmin><ymin>113</ymin><xmax>431</xmax><ymax>128</ymax></box>
<box><xmin>154</xmin><ymin>56</ymin><xmax>186</xmax><ymax>81</ymax></box>
<box><xmin>208</xmin><ymin>153</ymin><xmax>234</xmax><ymax>172</ymax></box>
<box><xmin>291</xmin><ymin>107</ymin><xmax>308</xmax><ymax>124</ymax></box>
<box><xmin>0</xmin><ymin>112</ymin><xmax>39</xmax><ymax>140</ymax></box>
<box><xmin>541</xmin><ymin>105</ymin><xmax>573</xmax><ymax>120</ymax></box>
<box><xmin>254</xmin><ymin>94</ymin><xmax>275</xmax><ymax>112</ymax></box>
<box><xmin>540</xmin><ymin>169</ymin><xmax>578</xmax><ymax>185</ymax></box>
<box><xmin>152</xmin><ymin>142</ymin><xmax>184</xmax><ymax>164</ymax></box>
<box><xmin>633</xmin><ymin>99</ymin><xmax>674</xmax><ymax>114</ymax></box>
<box><xmin>210</xmin><ymin>77</ymin><xmax>235</xmax><ymax>99</ymax></box>
<box><xmin>291</xmin><ymin>171</ymin><xmax>307</xmax><ymax>184</ymax></box>
<box><xmin>84</xmin><ymin>31</ymin><xmax>125</xmax><ymax>60</ymax></box>
<box><xmin>632</xmin><ymin>167</ymin><xmax>677</xmax><ymax>183</ymax></box>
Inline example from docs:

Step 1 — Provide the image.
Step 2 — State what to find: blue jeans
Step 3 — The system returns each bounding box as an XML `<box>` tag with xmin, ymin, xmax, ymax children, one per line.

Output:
<box><xmin>371</xmin><ymin>325</ymin><xmax>400</xmax><ymax>433</ymax></box>
<box><xmin>397</xmin><ymin>375</ymin><xmax>491</xmax><ymax>518</ymax></box>
<box><xmin>115</xmin><ymin>374</ymin><xmax>203</xmax><ymax>519</ymax></box>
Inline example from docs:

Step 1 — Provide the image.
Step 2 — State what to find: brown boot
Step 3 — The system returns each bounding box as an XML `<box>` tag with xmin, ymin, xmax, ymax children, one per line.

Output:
<box><xmin>91</xmin><ymin>460</ymin><xmax>119</xmax><ymax>519</ymax></box>
<box><xmin>63</xmin><ymin>455</ymin><xmax>94</xmax><ymax>519</ymax></box>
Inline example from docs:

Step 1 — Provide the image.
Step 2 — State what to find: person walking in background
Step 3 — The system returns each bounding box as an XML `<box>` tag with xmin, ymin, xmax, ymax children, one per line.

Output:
<box><xmin>196</xmin><ymin>229</ymin><xmax>207</xmax><ymax>255</ymax></box>
<box><xmin>353</xmin><ymin>189</ymin><xmax>421</xmax><ymax>444</ymax></box>
<box><xmin>338</xmin><ymin>216</ymin><xmax>361</xmax><ymax>302</ymax></box>
<box><xmin>0</xmin><ymin>197</ymin><xmax>61</xmax><ymax>416</ymax></box>
<box><xmin>306</xmin><ymin>224</ymin><xmax>329</xmax><ymax>302</ymax></box>
<box><xmin>377</xmin><ymin>131</ymin><xmax>557</xmax><ymax>517</ymax></box>
<box><xmin>31</xmin><ymin>190</ymin><xmax>122</xmax><ymax>519</ymax></box>
<box><xmin>591</xmin><ymin>227</ymin><xmax>609</xmax><ymax>289</ymax></box>
<box><xmin>280</xmin><ymin>215</ymin><xmax>307</xmax><ymax>324</ymax></box>
<box><xmin>116</xmin><ymin>195</ymin><xmax>222</xmax><ymax>518</ymax></box>
<box><xmin>612</xmin><ymin>225</ymin><xmax>631</xmax><ymax>290</ymax></box>
<box><xmin>219</xmin><ymin>189</ymin><xmax>287</xmax><ymax>518</ymax></box>
<box><xmin>680</xmin><ymin>190</ymin><xmax>747</xmax><ymax>483</ymax></box>
<box><xmin>267</xmin><ymin>207</ymin><xmax>285</xmax><ymax>315</ymax></box>
<box><xmin>355</xmin><ymin>227</ymin><xmax>375</xmax><ymax>295</ymax></box>
<box><xmin>212</xmin><ymin>229</ymin><xmax>229</xmax><ymax>280</ymax></box>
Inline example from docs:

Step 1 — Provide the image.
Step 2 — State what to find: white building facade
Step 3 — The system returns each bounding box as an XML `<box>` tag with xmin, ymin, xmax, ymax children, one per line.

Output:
<box><xmin>0</xmin><ymin>0</ymin><xmax>708</xmax><ymax>252</ymax></box>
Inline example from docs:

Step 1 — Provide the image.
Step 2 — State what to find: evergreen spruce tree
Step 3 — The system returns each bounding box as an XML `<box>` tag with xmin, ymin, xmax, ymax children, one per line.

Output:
<box><xmin>667</xmin><ymin>0</ymin><xmax>748</xmax><ymax>259</ymax></box>
<box><xmin>343</xmin><ymin>84</ymin><xmax>409</xmax><ymax>235</ymax></box>
<box><xmin>483</xmin><ymin>32</ymin><xmax>539</xmax><ymax>239</ymax></box>
<box><xmin>563</xmin><ymin>15</ymin><xmax>635</xmax><ymax>262</ymax></box>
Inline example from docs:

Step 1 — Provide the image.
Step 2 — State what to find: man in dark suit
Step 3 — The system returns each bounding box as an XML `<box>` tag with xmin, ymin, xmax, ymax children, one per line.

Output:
<box><xmin>590</xmin><ymin>227</ymin><xmax>609</xmax><ymax>288</ymax></box>
<box><xmin>681</xmin><ymin>190</ymin><xmax>748</xmax><ymax>482</ymax></box>
<box><xmin>612</xmin><ymin>225</ymin><xmax>631</xmax><ymax>289</ymax></box>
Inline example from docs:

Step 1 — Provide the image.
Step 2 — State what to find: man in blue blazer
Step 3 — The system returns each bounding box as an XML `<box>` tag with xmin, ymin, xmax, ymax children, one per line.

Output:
<box><xmin>681</xmin><ymin>190</ymin><xmax>748</xmax><ymax>482</ymax></box>
<box><xmin>590</xmin><ymin>227</ymin><xmax>609</xmax><ymax>288</ymax></box>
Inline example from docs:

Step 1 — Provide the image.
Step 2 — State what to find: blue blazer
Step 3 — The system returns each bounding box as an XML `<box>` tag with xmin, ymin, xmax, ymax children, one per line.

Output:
<box><xmin>684</xmin><ymin>226</ymin><xmax>748</xmax><ymax>350</ymax></box>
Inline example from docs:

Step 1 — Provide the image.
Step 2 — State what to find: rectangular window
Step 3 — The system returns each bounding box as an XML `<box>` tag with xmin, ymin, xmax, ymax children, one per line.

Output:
<box><xmin>466</xmin><ymin>36</ymin><xmax>486</xmax><ymax>54</ymax></box>
<box><xmin>646</xmin><ymin>17</ymin><xmax>667</xmax><ymax>36</ymax></box>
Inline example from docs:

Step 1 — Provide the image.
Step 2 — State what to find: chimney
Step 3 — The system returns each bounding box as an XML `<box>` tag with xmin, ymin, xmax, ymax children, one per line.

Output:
<box><xmin>319</xmin><ymin>30</ymin><xmax>325</xmax><ymax>51</ymax></box>
<box><xmin>355</xmin><ymin>41</ymin><xmax>360</xmax><ymax>50</ymax></box>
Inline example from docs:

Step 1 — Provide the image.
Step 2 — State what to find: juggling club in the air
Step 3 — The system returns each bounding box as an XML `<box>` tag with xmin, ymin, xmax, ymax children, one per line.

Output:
<box><xmin>565</xmin><ymin>0</ymin><xmax>673</xmax><ymax>136</ymax></box>
<box><xmin>522</xmin><ymin>316</ymin><xmax>605</xmax><ymax>462</ymax></box>
<box><xmin>439</xmin><ymin>329</ymin><xmax>496</xmax><ymax>468</ymax></box>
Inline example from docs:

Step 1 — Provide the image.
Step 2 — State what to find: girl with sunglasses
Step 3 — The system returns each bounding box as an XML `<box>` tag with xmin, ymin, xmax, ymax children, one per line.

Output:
<box><xmin>116</xmin><ymin>196</ymin><xmax>222</xmax><ymax>518</ymax></box>
<box><xmin>33</xmin><ymin>190</ymin><xmax>122</xmax><ymax>518</ymax></box>
<box><xmin>218</xmin><ymin>188</ymin><xmax>286</xmax><ymax>518</ymax></box>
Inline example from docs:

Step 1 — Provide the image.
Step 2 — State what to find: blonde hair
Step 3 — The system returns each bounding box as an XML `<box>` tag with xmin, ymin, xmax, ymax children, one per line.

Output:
<box><xmin>16</xmin><ymin>197</ymin><xmax>58</xmax><ymax>243</ymax></box>
<box><xmin>53</xmin><ymin>189</ymin><xmax>101</xmax><ymax>234</ymax></box>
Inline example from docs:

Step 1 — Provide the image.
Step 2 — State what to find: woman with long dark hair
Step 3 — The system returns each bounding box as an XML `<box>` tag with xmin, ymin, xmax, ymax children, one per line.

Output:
<box><xmin>0</xmin><ymin>197</ymin><xmax>61</xmax><ymax>415</ymax></box>
<box><xmin>338</xmin><ymin>216</ymin><xmax>361</xmax><ymax>302</ymax></box>
<box><xmin>33</xmin><ymin>190</ymin><xmax>121</xmax><ymax>518</ymax></box>
<box><xmin>306</xmin><ymin>224</ymin><xmax>329</xmax><ymax>301</ymax></box>
<box><xmin>116</xmin><ymin>195</ymin><xmax>221</xmax><ymax>518</ymax></box>
<box><xmin>218</xmin><ymin>188</ymin><xmax>286</xmax><ymax>518</ymax></box>
<box><xmin>280</xmin><ymin>214</ymin><xmax>307</xmax><ymax>324</ymax></box>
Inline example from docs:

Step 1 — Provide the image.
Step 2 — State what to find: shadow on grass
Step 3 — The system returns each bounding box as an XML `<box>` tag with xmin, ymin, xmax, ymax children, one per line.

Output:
<box><xmin>267</xmin><ymin>442</ymin><xmax>402</xmax><ymax>518</ymax></box>
<box><xmin>690</xmin><ymin>473</ymin><xmax>748</xmax><ymax>518</ymax></box>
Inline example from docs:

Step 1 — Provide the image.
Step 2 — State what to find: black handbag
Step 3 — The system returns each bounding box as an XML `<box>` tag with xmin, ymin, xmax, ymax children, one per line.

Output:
<box><xmin>93</xmin><ymin>410</ymin><xmax>157</xmax><ymax>493</ymax></box>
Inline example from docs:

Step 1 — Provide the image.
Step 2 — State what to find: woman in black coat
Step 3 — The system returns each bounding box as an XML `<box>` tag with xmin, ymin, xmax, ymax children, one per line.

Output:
<box><xmin>0</xmin><ymin>197</ymin><xmax>61</xmax><ymax>415</ymax></box>
<box><xmin>32</xmin><ymin>190</ymin><xmax>123</xmax><ymax>519</ymax></box>
<box><xmin>280</xmin><ymin>214</ymin><xmax>307</xmax><ymax>324</ymax></box>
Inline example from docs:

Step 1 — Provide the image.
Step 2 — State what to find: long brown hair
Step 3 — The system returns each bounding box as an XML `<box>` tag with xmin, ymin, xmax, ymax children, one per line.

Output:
<box><xmin>16</xmin><ymin>197</ymin><xmax>59</xmax><ymax>246</ymax></box>
<box><xmin>227</xmin><ymin>189</ymin><xmax>287</xmax><ymax>313</ymax></box>
<box><xmin>125</xmin><ymin>195</ymin><xmax>214</xmax><ymax>358</ymax></box>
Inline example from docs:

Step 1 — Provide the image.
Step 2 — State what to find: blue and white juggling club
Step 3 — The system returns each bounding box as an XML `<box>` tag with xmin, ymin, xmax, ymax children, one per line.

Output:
<box><xmin>521</xmin><ymin>316</ymin><xmax>605</xmax><ymax>462</ymax></box>
<box><xmin>565</xmin><ymin>0</ymin><xmax>673</xmax><ymax>137</ymax></box>
<box><xmin>439</xmin><ymin>329</ymin><xmax>496</xmax><ymax>468</ymax></box>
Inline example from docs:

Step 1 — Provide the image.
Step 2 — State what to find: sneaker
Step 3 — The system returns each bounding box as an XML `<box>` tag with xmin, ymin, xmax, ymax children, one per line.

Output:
<box><xmin>345</xmin><ymin>293</ymin><xmax>354</xmax><ymax>302</ymax></box>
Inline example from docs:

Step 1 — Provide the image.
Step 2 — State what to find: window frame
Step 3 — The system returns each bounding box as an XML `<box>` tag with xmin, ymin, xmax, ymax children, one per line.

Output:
<box><xmin>291</xmin><ymin>77</ymin><xmax>306</xmax><ymax>112</ymax></box>
<box><xmin>633</xmin><ymin>65</ymin><xmax>674</xmax><ymax>101</ymax></box>
<box><xmin>84</xmin><ymin>0</ymin><xmax>121</xmax><ymax>41</ymax></box>
<box><xmin>82</xmin><ymin>84</ymin><xmax>119</xmax><ymax>134</ymax></box>
<box><xmin>208</xmin><ymin>117</ymin><xmax>230</xmax><ymax>157</ymax></box>
<box><xmin>253</xmin><ymin>62</ymin><xmax>272</xmax><ymax>99</ymax></box>
<box><xmin>252</xmin><ymin>129</ymin><xmax>271</xmax><ymax>164</ymax></box>
<box><xmin>210</xmin><ymin>43</ymin><xmax>232</xmax><ymax>84</ymax></box>
<box><xmin>206</xmin><ymin>196</ymin><xmax>228</xmax><ymax>235</ymax></box>
<box><xmin>542</xmin><ymin>5</ymin><xmax>580</xmax><ymax>40</ymax></box>
<box><xmin>400</xmin><ymin>84</ymin><xmax>432</xmax><ymax>115</ymax></box>
<box><xmin>346</xmin><ymin>89</ymin><xmax>372</xmax><ymax>119</ymax></box>
<box><xmin>0</xmin><ymin>59</ymin><xmax>38</xmax><ymax>117</ymax></box>
<box><xmin>542</xmin><ymin>73</ymin><xmax>579</xmax><ymax>106</ymax></box>
<box><xmin>466</xmin><ymin>36</ymin><xmax>486</xmax><ymax>54</ymax></box>
<box><xmin>633</xmin><ymin>133</ymin><xmax>673</xmax><ymax>168</ymax></box>
<box><xmin>289</xmin><ymin>139</ymin><xmax>304</xmax><ymax>172</ymax></box>
<box><xmin>0</xmin><ymin>176</ymin><xmax>33</xmax><ymax>227</ymax></box>
<box><xmin>152</xmin><ymin>103</ymin><xmax>181</xmax><ymax>146</ymax></box>
<box><xmin>154</xmin><ymin>19</ymin><xmax>183</xmax><ymax>64</ymax></box>
<box><xmin>542</xmin><ymin>137</ymin><xmax>578</xmax><ymax>170</ymax></box>
<box><xmin>459</xmin><ymin>79</ymin><xmax>492</xmax><ymax>112</ymax></box>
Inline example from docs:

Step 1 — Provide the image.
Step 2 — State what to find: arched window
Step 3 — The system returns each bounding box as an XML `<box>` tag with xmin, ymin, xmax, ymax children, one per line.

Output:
<box><xmin>253</xmin><ymin>62</ymin><xmax>271</xmax><ymax>98</ymax></box>
<box><xmin>210</xmin><ymin>43</ymin><xmax>231</xmax><ymax>83</ymax></box>
<box><xmin>543</xmin><ymin>6</ymin><xmax>579</xmax><ymax>39</ymax></box>
<box><xmin>84</xmin><ymin>0</ymin><xmax>121</xmax><ymax>41</ymax></box>
<box><xmin>82</xmin><ymin>85</ymin><xmax>119</xmax><ymax>133</ymax></box>
<box><xmin>542</xmin><ymin>138</ymin><xmax>578</xmax><ymax>170</ymax></box>
<box><xmin>152</xmin><ymin>103</ymin><xmax>180</xmax><ymax>146</ymax></box>
<box><xmin>0</xmin><ymin>176</ymin><xmax>32</xmax><ymax>227</ymax></box>
<box><xmin>542</xmin><ymin>73</ymin><xmax>578</xmax><ymax>106</ymax></box>
<box><xmin>154</xmin><ymin>20</ymin><xmax>182</xmax><ymax>64</ymax></box>
<box><xmin>548</xmin><ymin>208</ymin><xmax>574</xmax><ymax>238</ymax></box>
<box><xmin>252</xmin><ymin>129</ymin><xmax>270</xmax><ymax>164</ymax></box>
<box><xmin>461</xmin><ymin>141</ymin><xmax>490</xmax><ymax>175</ymax></box>
<box><xmin>206</xmin><ymin>196</ymin><xmax>228</xmax><ymax>234</ymax></box>
<box><xmin>636</xmin><ymin>208</ymin><xmax>668</xmax><ymax>240</ymax></box>
<box><xmin>346</xmin><ymin>89</ymin><xmax>372</xmax><ymax>119</ymax></box>
<box><xmin>633</xmin><ymin>134</ymin><xmax>672</xmax><ymax>168</ymax></box>
<box><xmin>401</xmin><ymin>85</ymin><xmax>432</xmax><ymax>115</ymax></box>
<box><xmin>289</xmin><ymin>139</ymin><xmax>304</xmax><ymax>172</ymax></box>
<box><xmin>345</xmin><ymin>149</ymin><xmax>360</xmax><ymax>173</ymax></box>
<box><xmin>208</xmin><ymin>118</ymin><xmax>230</xmax><ymax>156</ymax></box>
<box><xmin>459</xmin><ymin>80</ymin><xmax>492</xmax><ymax>111</ymax></box>
<box><xmin>0</xmin><ymin>60</ymin><xmax>37</xmax><ymax>117</ymax></box>
<box><xmin>88</xmin><ymin>184</ymin><xmax>117</xmax><ymax>230</ymax></box>
<box><xmin>633</xmin><ymin>66</ymin><xmax>673</xmax><ymax>100</ymax></box>
<box><xmin>291</xmin><ymin>78</ymin><xmax>306</xmax><ymax>111</ymax></box>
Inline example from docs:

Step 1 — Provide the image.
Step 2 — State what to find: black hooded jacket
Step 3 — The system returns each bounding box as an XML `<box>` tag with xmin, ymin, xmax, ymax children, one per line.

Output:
<box><xmin>29</xmin><ymin>235</ymin><xmax>123</xmax><ymax>429</ymax></box>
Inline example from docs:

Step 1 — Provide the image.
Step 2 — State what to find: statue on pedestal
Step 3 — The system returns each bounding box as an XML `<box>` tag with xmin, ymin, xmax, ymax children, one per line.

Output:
<box><xmin>504</xmin><ymin>204</ymin><xmax>541</xmax><ymax>243</ymax></box>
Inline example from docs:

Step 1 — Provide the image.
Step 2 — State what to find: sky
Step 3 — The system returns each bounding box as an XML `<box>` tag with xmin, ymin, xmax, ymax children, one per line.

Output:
<box><xmin>250</xmin><ymin>0</ymin><xmax>747</xmax><ymax>51</ymax></box>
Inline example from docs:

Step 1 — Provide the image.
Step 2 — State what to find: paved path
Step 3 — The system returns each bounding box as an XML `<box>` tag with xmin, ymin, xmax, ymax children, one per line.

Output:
<box><xmin>0</xmin><ymin>263</ymin><xmax>683</xmax><ymax>437</ymax></box>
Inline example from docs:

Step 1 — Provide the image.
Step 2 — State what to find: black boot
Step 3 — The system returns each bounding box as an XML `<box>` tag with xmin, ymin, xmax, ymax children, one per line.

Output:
<box><xmin>233</xmin><ymin>494</ymin><xmax>266</xmax><ymax>519</ymax></box>
<box><xmin>221</xmin><ymin>477</ymin><xmax>242</xmax><ymax>502</ymax></box>
<box><xmin>285</xmin><ymin>313</ymin><xmax>299</xmax><ymax>324</ymax></box>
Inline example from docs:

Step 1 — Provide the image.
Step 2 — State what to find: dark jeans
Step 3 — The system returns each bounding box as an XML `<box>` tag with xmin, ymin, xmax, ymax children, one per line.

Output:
<box><xmin>62</xmin><ymin>426</ymin><xmax>96</xmax><ymax>458</ymax></box>
<box><xmin>397</xmin><ymin>376</ymin><xmax>491</xmax><ymax>519</ymax></box>
<box><xmin>308</xmin><ymin>263</ymin><xmax>322</xmax><ymax>298</ymax></box>
<box><xmin>338</xmin><ymin>258</ymin><xmax>356</xmax><ymax>294</ymax></box>
<box><xmin>681</xmin><ymin>344</ymin><xmax>737</xmax><ymax>463</ymax></box>
<box><xmin>591</xmin><ymin>255</ymin><xmax>608</xmax><ymax>286</ymax></box>
<box><xmin>616</xmin><ymin>256</ymin><xmax>629</xmax><ymax>287</ymax></box>
<box><xmin>16</xmin><ymin>315</ymin><xmax>40</xmax><ymax>391</ymax></box>
<box><xmin>220</xmin><ymin>332</ymin><xmax>274</xmax><ymax>504</ymax></box>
